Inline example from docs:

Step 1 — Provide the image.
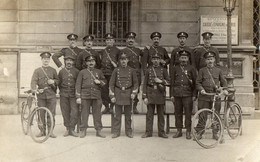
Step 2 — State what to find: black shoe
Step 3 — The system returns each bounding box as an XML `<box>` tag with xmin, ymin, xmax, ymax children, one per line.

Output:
<box><xmin>126</xmin><ymin>132</ymin><xmax>133</xmax><ymax>138</ymax></box>
<box><xmin>70</xmin><ymin>130</ymin><xmax>79</xmax><ymax>137</ymax></box>
<box><xmin>102</xmin><ymin>107</ymin><xmax>111</xmax><ymax>114</ymax></box>
<box><xmin>36</xmin><ymin>132</ymin><xmax>45</xmax><ymax>137</ymax></box>
<box><xmin>80</xmin><ymin>130</ymin><xmax>86</xmax><ymax>138</ymax></box>
<box><xmin>96</xmin><ymin>130</ymin><xmax>106</xmax><ymax>138</ymax></box>
<box><xmin>159</xmin><ymin>133</ymin><xmax>168</xmax><ymax>138</ymax></box>
<box><xmin>50</xmin><ymin>133</ymin><xmax>57</xmax><ymax>138</ymax></box>
<box><xmin>213</xmin><ymin>134</ymin><xmax>219</xmax><ymax>140</ymax></box>
<box><xmin>186</xmin><ymin>132</ymin><xmax>191</xmax><ymax>140</ymax></box>
<box><xmin>112</xmin><ymin>134</ymin><xmax>120</xmax><ymax>138</ymax></box>
<box><xmin>63</xmin><ymin>130</ymin><xmax>70</xmax><ymax>137</ymax></box>
<box><xmin>172</xmin><ymin>130</ymin><xmax>182</xmax><ymax>138</ymax></box>
<box><xmin>133</xmin><ymin>108</ymin><xmax>139</xmax><ymax>114</ymax></box>
<box><xmin>141</xmin><ymin>133</ymin><xmax>152</xmax><ymax>138</ymax></box>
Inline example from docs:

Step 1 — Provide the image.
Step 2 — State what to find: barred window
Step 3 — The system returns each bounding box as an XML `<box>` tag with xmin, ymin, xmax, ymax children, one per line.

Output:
<box><xmin>85</xmin><ymin>0</ymin><xmax>131</xmax><ymax>46</ymax></box>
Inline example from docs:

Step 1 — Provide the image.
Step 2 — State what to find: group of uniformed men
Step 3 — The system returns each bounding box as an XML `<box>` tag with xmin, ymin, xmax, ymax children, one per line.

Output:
<box><xmin>31</xmin><ymin>31</ymin><xmax>228</xmax><ymax>140</ymax></box>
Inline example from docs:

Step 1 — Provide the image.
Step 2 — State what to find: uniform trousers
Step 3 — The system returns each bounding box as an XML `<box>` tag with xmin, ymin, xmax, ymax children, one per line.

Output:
<box><xmin>80</xmin><ymin>99</ymin><xmax>103</xmax><ymax>131</ymax></box>
<box><xmin>101</xmin><ymin>75</ymin><xmax>114</xmax><ymax>109</ymax></box>
<box><xmin>38</xmin><ymin>98</ymin><xmax>56</xmax><ymax>131</ymax></box>
<box><xmin>60</xmin><ymin>96</ymin><xmax>78</xmax><ymax>130</ymax></box>
<box><xmin>113</xmin><ymin>105</ymin><xmax>132</xmax><ymax>135</ymax></box>
<box><xmin>174</xmin><ymin>96</ymin><xmax>193</xmax><ymax>132</ymax></box>
<box><xmin>145</xmin><ymin>104</ymin><xmax>165</xmax><ymax>135</ymax></box>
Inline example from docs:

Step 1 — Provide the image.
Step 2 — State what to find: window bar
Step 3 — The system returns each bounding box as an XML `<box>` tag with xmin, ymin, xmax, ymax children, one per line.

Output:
<box><xmin>97</xmin><ymin>2</ymin><xmax>99</xmax><ymax>38</ymax></box>
<box><xmin>107</xmin><ymin>1</ymin><xmax>111</xmax><ymax>34</ymax></box>
<box><xmin>86</xmin><ymin>2</ymin><xmax>90</xmax><ymax>36</ymax></box>
<box><xmin>121</xmin><ymin>2</ymin><xmax>124</xmax><ymax>42</ymax></box>
<box><xmin>126</xmin><ymin>1</ymin><xmax>129</xmax><ymax>34</ymax></box>
<box><xmin>91</xmin><ymin>2</ymin><xmax>94</xmax><ymax>36</ymax></box>
<box><xmin>117</xmin><ymin>2</ymin><xmax>119</xmax><ymax>42</ymax></box>
<box><xmin>101</xmin><ymin>2</ymin><xmax>104</xmax><ymax>39</ymax></box>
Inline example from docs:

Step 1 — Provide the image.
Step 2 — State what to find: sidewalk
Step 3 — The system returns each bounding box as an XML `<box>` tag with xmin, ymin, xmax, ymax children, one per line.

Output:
<box><xmin>0</xmin><ymin>114</ymin><xmax>259</xmax><ymax>162</ymax></box>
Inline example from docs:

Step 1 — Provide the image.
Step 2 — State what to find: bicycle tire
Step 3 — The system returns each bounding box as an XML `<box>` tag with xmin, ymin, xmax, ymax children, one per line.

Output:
<box><xmin>226</xmin><ymin>103</ymin><xmax>242</xmax><ymax>139</ymax></box>
<box><xmin>192</xmin><ymin>108</ymin><xmax>224</xmax><ymax>149</ymax></box>
<box><xmin>28</xmin><ymin>107</ymin><xmax>54</xmax><ymax>143</ymax></box>
<box><xmin>21</xmin><ymin>102</ymin><xmax>31</xmax><ymax>135</ymax></box>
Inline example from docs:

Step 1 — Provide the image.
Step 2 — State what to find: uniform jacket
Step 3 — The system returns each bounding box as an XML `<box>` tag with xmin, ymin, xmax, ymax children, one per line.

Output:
<box><xmin>75</xmin><ymin>48</ymin><xmax>101</xmax><ymax>70</ymax></box>
<box><xmin>121</xmin><ymin>46</ymin><xmax>143</xmax><ymax>74</ymax></box>
<box><xmin>31</xmin><ymin>66</ymin><xmax>59</xmax><ymax>99</ymax></box>
<box><xmin>58</xmin><ymin>67</ymin><xmax>79</xmax><ymax>98</ymax></box>
<box><xmin>194</xmin><ymin>46</ymin><xmax>220</xmax><ymax>70</ymax></box>
<box><xmin>100</xmin><ymin>46</ymin><xmax>121</xmax><ymax>76</ymax></box>
<box><xmin>52</xmin><ymin>47</ymin><xmax>82</xmax><ymax>68</ymax></box>
<box><xmin>143</xmin><ymin>45</ymin><xmax>170</xmax><ymax>70</ymax></box>
<box><xmin>142</xmin><ymin>66</ymin><xmax>170</xmax><ymax>104</ymax></box>
<box><xmin>109</xmin><ymin>66</ymin><xmax>139</xmax><ymax>105</ymax></box>
<box><xmin>170</xmin><ymin>64</ymin><xmax>197</xmax><ymax>97</ymax></box>
<box><xmin>75</xmin><ymin>68</ymin><xmax>106</xmax><ymax>100</ymax></box>
<box><xmin>196</xmin><ymin>66</ymin><xmax>227</xmax><ymax>101</ymax></box>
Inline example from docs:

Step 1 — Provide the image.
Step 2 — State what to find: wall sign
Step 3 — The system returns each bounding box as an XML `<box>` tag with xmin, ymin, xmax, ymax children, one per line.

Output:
<box><xmin>219</xmin><ymin>58</ymin><xmax>243</xmax><ymax>78</ymax></box>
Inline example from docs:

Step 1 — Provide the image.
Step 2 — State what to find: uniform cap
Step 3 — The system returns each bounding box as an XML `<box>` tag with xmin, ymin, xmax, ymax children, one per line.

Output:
<box><xmin>64</xmin><ymin>55</ymin><xmax>76</xmax><ymax>60</ymax></box>
<box><xmin>150</xmin><ymin>32</ymin><xmax>162</xmax><ymax>39</ymax></box>
<box><xmin>40</xmin><ymin>52</ymin><xmax>51</xmax><ymax>58</ymax></box>
<box><xmin>177</xmin><ymin>32</ymin><xmax>188</xmax><ymax>38</ymax></box>
<box><xmin>204</xmin><ymin>51</ymin><xmax>216</xmax><ymax>58</ymax></box>
<box><xmin>125</xmin><ymin>32</ymin><xmax>136</xmax><ymax>38</ymax></box>
<box><xmin>179</xmin><ymin>50</ymin><xmax>190</xmax><ymax>57</ymax></box>
<box><xmin>104</xmin><ymin>33</ymin><xmax>115</xmax><ymax>39</ymax></box>
<box><xmin>202</xmin><ymin>32</ymin><xmax>214</xmax><ymax>39</ymax></box>
<box><xmin>67</xmin><ymin>33</ymin><xmax>78</xmax><ymax>40</ymax></box>
<box><xmin>83</xmin><ymin>35</ymin><xmax>94</xmax><ymax>41</ymax></box>
<box><xmin>119</xmin><ymin>53</ymin><xmax>128</xmax><ymax>59</ymax></box>
<box><xmin>85</xmin><ymin>55</ymin><xmax>96</xmax><ymax>61</ymax></box>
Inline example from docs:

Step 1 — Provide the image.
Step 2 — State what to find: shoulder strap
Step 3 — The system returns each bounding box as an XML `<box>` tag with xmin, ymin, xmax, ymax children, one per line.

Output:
<box><xmin>68</xmin><ymin>47</ymin><xmax>78</xmax><ymax>56</ymax></box>
<box><xmin>104</xmin><ymin>49</ymin><xmax>115</xmax><ymax>64</ymax></box>
<box><xmin>41</xmin><ymin>67</ymin><xmax>50</xmax><ymax>79</ymax></box>
<box><xmin>64</xmin><ymin>68</ymin><xmax>73</xmax><ymax>77</ymax></box>
<box><xmin>151</xmin><ymin>46</ymin><xmax>158</xmax><ymax>54</ymax></box>
<box><xmin>84</xmin><ymin>49</ymin><xmax>93</xmax><ymax>56</ymax></box>
<box><xmin>152</xmin><ymin>67</ymin><xmax>157</xmax><ymax>78</ymax></box>
<box><xmin>86</xmin><ymin>69</ymin><xmax>96</xmax><ymax>80</ymax></box>
<box><xmin>180</xmin><ymin>66</ymin><xmax>192</xmax><ymax>84</ymax></box>
<box><xmin>127</xmin><ymin>47</ymin><xmax>138</xmax><ymax>56</ymax></box>
<box><xmin>206</xmin><ymin>68</ymin><xmax>217</xmax><ymax>87</ymax></box>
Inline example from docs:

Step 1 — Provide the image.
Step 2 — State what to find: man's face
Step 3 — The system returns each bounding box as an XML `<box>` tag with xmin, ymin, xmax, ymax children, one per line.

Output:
<box><xmin>126</xmin><ymin>37</ymin><xmax>135</xmax><ymax>46</ymax></box>
<box><xmin>205</xmin><ymin>57</ymin><xmax>215</xmax><ymax>67</ymax></box>
<box><xmin>84</xmin><ymin>40</ymin><xmax>93</xmax><ymax>48</ymax></box>
<box><xmin>178</xmin><ymin>37</ymin><xmax>187</xmax><ymax>46</ymax></box>
<box><xmin>152</xmin><ymin>37</ymin><xmax>160</xmax><ymax>46</ymax></box>
<box><xmin>65</xmin><ymin>58</ymin><xmax>74</xmax><ymax>68</ymax></box>
<box><xmin>69</xmin><ymin>39</ymin><xmax>77</xmax><ymax>48</ymax></box>
<box><xmin>179</xmin><ymin>55</ymin><xmax>189</xmax><ymax>65</ymax></box>
<box><xmin>120</xmin><ymin>58</ymin><xmax>128</xmax><ymax>67</ymax></box>
<box><xmin>203</xmin><ymin>38</ymin><xmax>211</xmax><ymax>47</ymax></box>
<box><xmin>105</xmin><ymin>38</ymin><xmax>115</xmax><ymax>47</ymax></box>
<box><xmin>152</xmin><ymin>57</ymin><xmax>160</xmax><ymax>66</ymax></box>
<box><xmin>41</xmin><ymin>58</ymin><xmax>50</xmax><ymax>66</ymax></box>
<box><xmin>86</xmin><ymin>59</ymin><xmax>96</xmax><ymax>68</ymax></box>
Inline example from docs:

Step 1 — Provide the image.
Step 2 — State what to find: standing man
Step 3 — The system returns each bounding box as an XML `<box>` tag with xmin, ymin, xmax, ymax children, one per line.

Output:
<box><xmin>109</xmin><ymin>53</ymin><xmax>139</xmax><ymax>138</ymax></box>
<box><xmin>194</xmin><ymin>32</ymin><xmax>220</xmax><ymax>71</ymax></box>
<box><xmin>52</xmin><ymin>34</ymin><xmax>82</xmax><ymax>70</ymax></box>
<box><xmin>170</xmin><ymin>32</ymin><xmax>195</xmax><ymax>74</ymax></box>
<box><xmin>121</xmin><ymin>32</ymin><xmax>142</xmax><ymax>114</ymax></box>
<box><xmin>142</xmin><ymin>54</ymin><xmax>170</xmax><ymax>138</ymax></box>
<box><xmin>76</xmin><ymin>55</ymin><xmax>106</xmax><ymax>138</ymax></box>
<box><xmin>170</xmin><ymin>50</ymin><xmax>197</xmax><ymax>140</ymax></box>
<box><xmin>58</xmin><ymin>55</ymin><xmax>79</xmax><ymax>137</ymax></box>
<box><xmin>31</xmin><ymin>52</ymin><xmax>59</xmax><ymax>138</ymax></box>
<box><xmin>195</xmin><ymin>51</ymin><xmax>228</xmax><ymax>140</ymax></box>
<box><xmin>143</xmin><ymin>32</ymin><xmax>170</xmax><ymax>71</ymax></box>
<box><xmin>76</xmin><ymin>35</ymin><xmax>101</xmax><ymax>70</ymax></box>
<box><xmin>100</xmin><ymin>33</ymin><xmax>121</xmax><ymax>114</ymax></box>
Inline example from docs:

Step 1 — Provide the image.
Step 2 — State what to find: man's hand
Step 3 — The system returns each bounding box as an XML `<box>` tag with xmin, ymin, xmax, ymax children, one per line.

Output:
<box><xmin>192</xmin><ymin>96</ymin><xmax>197</xmax><ymax>101</ymax></box>
<box><xmin>59</xmin><ymin>65</ymin><xmax>65</xmax><ymax>70</ymax></box>
<box><xmin>47</xmin><ymin>79</ymin><xmax>55</xmax><ymax>85</ymax></box>
<box><xmin>111</xmin><ymin>97</ymin><xmax>116</xmax><ymax>103</ymax></box>
<box><xmin>112</xmin><ymin>62</ymin><xmax>117</xmax><ymax>68</ymax></box>
<box><xmin>145</xmin><ymin>45</ymin><xmax>150</xmax><ymax>50</ymax></box>
<box><xmin>131</xmin><ymin>94</ymin><xmax>135</xmax><ymax>100</ymax></box>
<box><xmin>160</xmin><ymin>59</ymin><xmax>166</xmax><ymax>65</ymax></box>
<box><xmin>143</xmin><ymin>98</ymin><xmax>148</xmax><ymax>105</ymax></box>
<box><xmin>38</xmin><ymin>89</ymin><xmax>44</xmax><ymax>93</ymax></box>
<box><xmin>94</xmin><ymin>79</ymin><xmax>101</xmax><ymax>84</ymax></box>
<box><xmin>154</xmin><ymin>77</ymin><xmax>163</xmax><ymax>84</ymax></box>
<box><xmin>201</xmin><ymin>90</ymin><xmax>206</xmax><ymax>95</ymax></box>
<box><xmin>76</xmin><ymin>98</ymin><xmax>81</xmax><ymax>104</ymax></box>
<box><xmin>171</xmin><ymin>96</ymin><xmax>175</xmax><ymax>103</ymax></box>
<box><xmin>223</xmin><ymin>90</ymin><xmax>229</xmax><ymax>96</ymax></box>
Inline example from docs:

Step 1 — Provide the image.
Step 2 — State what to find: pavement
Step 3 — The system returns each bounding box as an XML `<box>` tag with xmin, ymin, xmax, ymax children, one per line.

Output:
<box><xmin>0</xmin><ymin>114</ymin><xmax>260</xmax><ymax>162</ymax></box>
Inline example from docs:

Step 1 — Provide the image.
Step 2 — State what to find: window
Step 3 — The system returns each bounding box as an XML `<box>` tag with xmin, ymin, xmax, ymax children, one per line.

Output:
<box><xmin>84</xmin><ymin>0</ymin><xmax>131</xmax><ymax>46</ymax></box>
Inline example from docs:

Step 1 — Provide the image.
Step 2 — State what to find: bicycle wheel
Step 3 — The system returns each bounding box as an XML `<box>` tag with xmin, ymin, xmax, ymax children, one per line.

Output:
<box><xmin>226</xmin><ymin>103</ymin><xmax>242</xmax><ymax>139</ymax></box>
<box><xmin>192</xmin><ymin>108</ymin><xmax>224</xmax><ymax>149</ymax></box>
<box><xmin>28</xmin><ymin>107</ymin><xmax>54</xmax><ymax>143</ymax></box>
<box><xmin>21</xmin><ymin>102</ymin><xmax>31</xmax><ymax>135</ymax></box>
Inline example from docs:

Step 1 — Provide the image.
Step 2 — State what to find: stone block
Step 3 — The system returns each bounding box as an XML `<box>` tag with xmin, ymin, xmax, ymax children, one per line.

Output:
<box><xmin>0</xmin><ymin>34</ymin><xmax>17</xmax><ymax>44</ymax></box>
<box><xmin>0</xmin><ymin>22</ymin><xmax>17</xmax><ymax>33</ymax></box>
<box><xmin>19</xmin><ymin>34</ymin><xmax>68</xmax><ymax>45</ymax></box>
<box><xmin>28</xmin><ymin>0</ymin><xmax>74</xmax><ymax>9</ymax></box>
<box><xmin>176</xmin><ymin>0</ymin><xmax>198</xmax><ymax>9</ymax></box>
<box><xmin>19</xmin><ymin>22</ymin><xmax>73</xmax><ymax>33</ymax></box>
<box><xmin>0</xmin><ymin>10</ymin><xmax>18</xmax><ymax>21</ymax></box>
<box><xmin>19</xmin><ymin>11</ymin><xmax>73</xmax><ymax>22</ymax></box>
<box><xmin>141</xmin><ymin>0</ymin><xmax>177</xmax><ymax>9</ymax></box>
<box><xmin>0</xmin><ymin>0</ymin><xmax>17</xmax><ymax>9</ymax></box>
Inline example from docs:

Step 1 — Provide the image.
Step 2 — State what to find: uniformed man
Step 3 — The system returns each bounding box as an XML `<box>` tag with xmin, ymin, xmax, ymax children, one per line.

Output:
<box><xmin>100</xmin><ymin>33</ymin><xmax>121</xmax><ymax>114</ymax></box>
<box><xmin>31</xmin><ymin>52</ymin><xmax>59</xmax><ymax>138</ymax></box>
<box><xmin>75</xmin><ymin>55</ymin><xmax>106</xmax><ymax>138</ymax></box>
<box><xmin>109</xmin><ymin>53</ymin><xmax>139</xmax><ymax>138</ymax></box>
<box><xmin>142</xmin><ymin>54</ymin><xmax>170</xmax><ymax>138</ymax></box>
<box><xmin>75</xmin><ymin>35</ymin><xmax>101</xmax><ymax>70</ymax></box>
<box><xmin>143</xmin><ymin>32</ymin><xmax>170</xmax><ymax>71</ymax></box>
<box><xmin>121</xmin><ymin>32</ymin><xmax>142</xmax><ymax>114</ymax></box>
<box><xmin>195</xmin><ymin>51</ymin><xmax>228</xmax><ymax>140</ymax></box>
<box><xmin>170</xmin><ymin>32</ymin><xmax>195</xmax><ymax>74</ymax></box>
<box><xmin>194</xmin><ymin>32</ymin><xmax>220</xmax><ymax>71</ymax></box>
<box><xmin>170</xmin><ymin>50</ymin><xmax>197</xmax><ymax>140</ymax></box>
<box><xmin>58</xmin><ymin>55</ymin><xmax>79</xmax><ymax>137</ymax></box>
<box><xmin>52</xmin><ymin>33</ymin><xmax>82</xmax><ymax>70</ymax></box>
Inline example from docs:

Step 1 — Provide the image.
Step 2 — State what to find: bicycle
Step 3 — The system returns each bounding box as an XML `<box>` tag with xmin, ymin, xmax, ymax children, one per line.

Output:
<box><xmin>191</xmin><ymin>88</ymin><xmax>242</xmax><ymax>149</ymax></box>
<box><xmin>21</xmin><ymin>87</ymin><xmax>54</xmax><ymax>143</ymax></box>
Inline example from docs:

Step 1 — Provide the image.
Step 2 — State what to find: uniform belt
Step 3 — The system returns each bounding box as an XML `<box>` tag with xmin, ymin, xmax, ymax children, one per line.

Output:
<box><xmin>115</xmin><ymin>86</ymin><xmax>131</xmax><ymax>90</ymax></box>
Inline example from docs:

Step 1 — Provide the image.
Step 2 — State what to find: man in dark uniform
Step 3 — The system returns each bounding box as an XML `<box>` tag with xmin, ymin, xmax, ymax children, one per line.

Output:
<box><xmin>142</xmin><ymin>54</ymin><xmax>170</xmax><ymax>138</ymax></box>
<box><xmin>170</xmin><ymin>50</ymin><xmax>197</xmax><ymax>139</ymax></box>
<box><xmin>76</xmin><ymin>55</ymin><xmax>106</xmax><ymax>138</ymax></box>
<box><xmin>121</xmin><ymin>32</ymin><xmax>142</xmax><ymax>114</ymax></box>
<box><xmin>195</xmin><ymin>51</ymin><xmax>228</xmax><ymax>140</ymax></box>
<box><xmin>75</xmin><ymin>35</ymin><xmax>101</xmax><ymax>70</ymax></box>
<box><xmin>169</xmin><ymin>32</ymin><xmax>195</xmax><ymax>74</ymax></box>
<box><xmin>52</xmin><ymin>33</ymin><xmax>82</xmax><ymax>70</ymax></box>
<box><xmin>31</xmin><ymin>52</ymin><xmax>59</xmax><ymax>138</ymax></box>
<box><xmin>58</xmin><ymin>55</ymin><xmax>79</xmax><ymax>137</ymax></box>
<box><xmin>143</xmin><ymin>32</ymin><xmax>170</xmax><ymax>71</ymax></box>
<box><xmin>109</xmin><ymin>53</ymin><xmax>139</xmax><ymax>138</ymax></box>
<box><xmin>100</xmin><ymin>33</ymin><xmax>121</xmax><ymax>114</ymax></box>
<box><xmin>194</xmin><ymin>32</ymin><xmax>220</xmax><ymax>71</ymax></box>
